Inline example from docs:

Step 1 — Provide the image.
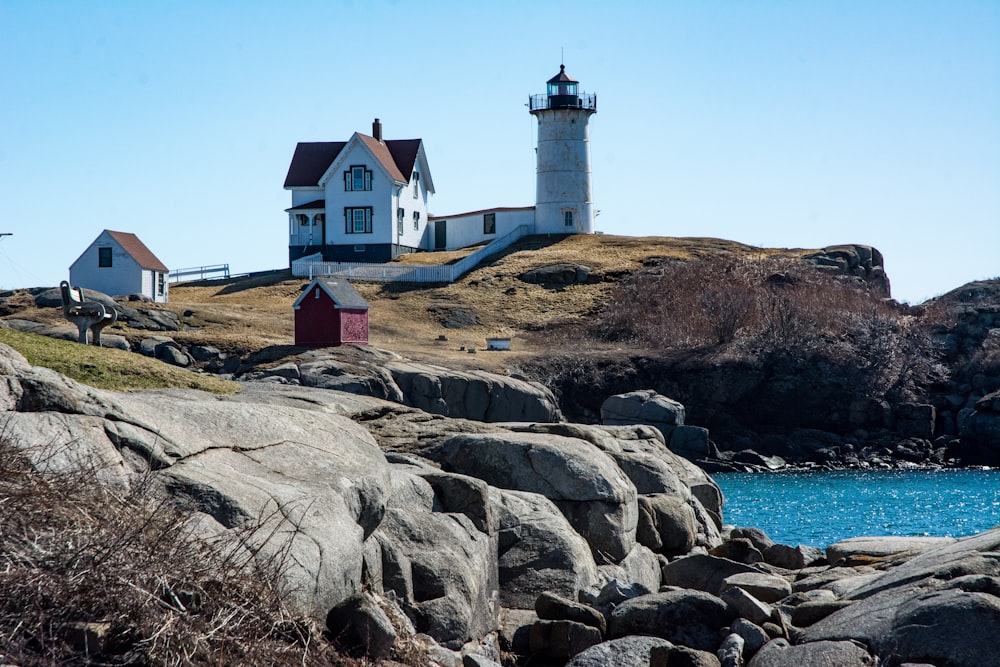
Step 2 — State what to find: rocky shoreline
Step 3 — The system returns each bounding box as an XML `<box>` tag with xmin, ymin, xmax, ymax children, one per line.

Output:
<box><xmin>3</xmin><ymin>338</ymin><xmax>1000</xmax><ymax>665</ymax></box>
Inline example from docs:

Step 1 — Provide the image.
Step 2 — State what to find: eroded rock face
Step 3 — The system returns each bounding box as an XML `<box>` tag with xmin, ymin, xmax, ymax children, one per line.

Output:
<box><xmin>433</xmin><ymin>432</ymin><xmax>638</xmax><ymax>562</ymax></box>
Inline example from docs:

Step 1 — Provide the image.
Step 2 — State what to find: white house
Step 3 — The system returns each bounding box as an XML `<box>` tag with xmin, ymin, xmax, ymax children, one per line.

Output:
<box><xmin>284</xmin><ymin>66</ymin><xmax>596</xmax><ymax>266</ymax></box>
<box><xmin>69</xmin><ymin>230</ymin><xmax>169</xmax><ymax>303</ymax></box>
<box><xmin>284</xmin><ymin>119</ymin><xmax>435</xmax><ymax>264</ymax></box>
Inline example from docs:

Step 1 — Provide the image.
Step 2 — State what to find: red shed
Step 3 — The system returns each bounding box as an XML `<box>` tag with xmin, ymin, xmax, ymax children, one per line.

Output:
<box><xmin>293</xmin><ymin>278</ymin><xmax>370</xmax><ymax>347</ymax></box>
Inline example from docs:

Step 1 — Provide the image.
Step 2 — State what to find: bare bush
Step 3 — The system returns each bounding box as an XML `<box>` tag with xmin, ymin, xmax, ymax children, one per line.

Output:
<box><xmin>0</xmin><ymin>429</ymin><xmax>352</xmax><ymax>666</ymax></box>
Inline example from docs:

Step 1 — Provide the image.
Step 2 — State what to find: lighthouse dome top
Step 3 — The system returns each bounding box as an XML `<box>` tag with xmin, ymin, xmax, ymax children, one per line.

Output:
<box><xmin>547</xmin><ymin>64</ymin><xmax>578</xmax><ymax>85</ymax></box>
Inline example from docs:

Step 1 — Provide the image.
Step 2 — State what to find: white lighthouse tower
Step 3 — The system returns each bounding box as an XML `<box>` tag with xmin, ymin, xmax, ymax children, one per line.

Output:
<box><xmin>529</xmin><ymin>64</ymin><xmax>597</xmax><ymax>234</ymax></box>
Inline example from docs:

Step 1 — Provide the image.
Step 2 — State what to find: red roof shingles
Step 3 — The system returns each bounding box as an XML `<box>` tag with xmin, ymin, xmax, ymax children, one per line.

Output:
<box><xmin>106</xmin><ymin>230</ymin><xmax>168</xmax><ymax>272</ymax></box>
<box><xmin>283</xmin><ymin>134</ymin><xmax>422</xmax><ymax>188</ymax></box>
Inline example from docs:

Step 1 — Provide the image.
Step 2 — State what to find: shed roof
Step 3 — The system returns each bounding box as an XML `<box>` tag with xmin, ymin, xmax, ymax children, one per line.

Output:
<box><xmin>284</xmin><ymin>136</ymin><xmax>423</xmax><ymax>188</ymax></box>
<box><xmin>105</xmin><ymin>230</ymin><xmax>168</xmax><ymax>271</ymax></box>
<box><xmin>293</xmin><ymin>278</ymin><xmax>370</xmax><ymax>310</ymax></box>
<box><xmin>286</xmin><ymin>199</ymin><xmax>327</xmax><ymax>211</ymax></box>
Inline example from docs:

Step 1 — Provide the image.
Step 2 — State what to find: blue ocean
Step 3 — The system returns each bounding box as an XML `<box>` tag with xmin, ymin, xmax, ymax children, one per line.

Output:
<box><xmin>713</xmin><ymin>469</ymin><xmax>1000</xmax><ymax>549</ymax></box>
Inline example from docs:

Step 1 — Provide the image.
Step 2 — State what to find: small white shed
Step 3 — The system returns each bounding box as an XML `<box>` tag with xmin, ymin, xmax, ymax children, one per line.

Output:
<box><xmin>69</xmin><ymin>230</ymin><xmax>170</xmax><ymax>303</ymax></box>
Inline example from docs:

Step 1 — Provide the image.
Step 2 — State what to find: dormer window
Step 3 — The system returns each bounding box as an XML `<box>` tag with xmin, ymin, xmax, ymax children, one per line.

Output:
<box><xmin>345</xmin><ymin>165</ymin><xmax>372</xmax><ymax>191</ymax></box>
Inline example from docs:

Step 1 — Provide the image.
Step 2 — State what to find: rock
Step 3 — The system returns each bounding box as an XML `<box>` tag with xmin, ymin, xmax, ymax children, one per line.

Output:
<box><xmin>720</xmin><ymin>572</ymin><xmax>792</xmax><ymax>604</ymax></box>
<box><xmin>497</xmin><ymin>608</ymin><xmax>535</xmax><ymax>656</ymax></box>
<box><xmin>763</xmin><ymin>543</ymin><xmax>825</xmax><ymax>569</ymax></box>
<box><xmin>535</xmin><ymin>591</ymin><xmax>606</xmax><ymax>635</ymax></box>
<box><xmin>729</xmin><ymin>527</ymin><xmax>775</xmax><ymax>553</ymax></box>
<box><xmin>711</xmin><ymin>537</ymin><xmax>764</xmax><ymax>565</ymax></box>
<box><xmin>652</xmin><ymin>644</ymin><xmax>722</xmax><ymax>667</ymax></box>
<box><xmin>567</xmin><ymin>636</ymin><xmax>675</xmax><ymax>667</ymax></box>
<box><xmin>326</xmin><ymin>593</ymin><xmax>397</xmax><ymax>660</ymax></box>
<box><xmin>665</xmin><ymin>425</ymin><xmax>713</xmax><ymax>460</ymax></box>
<box><xmin>608</xmin><ymin>590</ymin><xmax>736</xmax><ymax>651</ymax></box>
<box><xmin>747</xmin><ymin>639</ymin><xmax>876</xmax><ymax>666</ymax></box>
<box><xmin>489</xmin><ymin>488</ymin><xmax>599</xmax><ymax>609</ymax></box>
<box><xmin>601</xmin><ymin>390</ymin><xmax>685</xmax><ymax>427</ymax></box>
<box><xmin>660</xmin><ymin>553</ymin><xmax>763</xmax><ymax>595</ymax></box>
<box><xmin>895</xmin><ymin>403</ymin><xmax>935</xmax><ymax>439</ymax></box>
<box><xmin>435</xmin><ymin>432</ymin><xmax>637</xmax><ymax>562</ymax></box>
<box><xmin>387</xmin><ymin>360</ymin><xmax>561</xmax><ymax>422</ymax></box>
<box><xmin>730</xmin><ymin>618</ymin><xmax>769</xmax><ymax>655</ymax></box>
<box><xmin>528</xmin><ymin>620</ymin><xmax>602</xmax><ymax>660</ymax></box>
<box><xmin>799</xmin><ymin>529</ymin><xmax>1000</xmax><ymax>665</ymax></box>
<box><xmin>636</xmin><ymin>493</ymin><xmax>697</xmax><ymax>556</ymax></box>
<box><xmin>720</xmin><ymin>586</ymin><xmax>774</xmax><ymax>626</ymax></box>
<box><xmin>374</xmin><ymin>471</ymin><xmax>498</xmax><ymax>649</ymax></box>
<box><xmin>463</xmin><ymin>654</ymin><xmax>502</xmax><ymax>667</ymax></box>
<box><xmin>581</xmin><ymin>578</ymin><xmax>653</xmax><ymax>609</ymax></box>
<box><xmin>789</xmin><ymin>599</ymin><xmax>856</xmax><ymax>627</ymax></box>
<box><xmin>826</xmin><ymin>535</ymin><xmax>955</xmax><ymax>565</ymax></box>
<box><xmin>605</xmin><ymin>543</ymin><xmax>662</xmax><ymax>595</ymax></box>
<box><xmin>518</xmin><ymin>264</ymin><xmax>593</xmax><ymax>286</ymax></box>
<box><xmin>716</xmin><ymin>633</ymin><xmax>744</xmax><ymax>667</ymax></box>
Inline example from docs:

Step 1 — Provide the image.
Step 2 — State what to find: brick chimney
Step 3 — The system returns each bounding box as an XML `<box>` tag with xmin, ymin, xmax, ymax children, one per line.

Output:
<box><xmin>372</xmin><ymin>118</ymin><xmax>382</xmax><ymax>142</ymax></box>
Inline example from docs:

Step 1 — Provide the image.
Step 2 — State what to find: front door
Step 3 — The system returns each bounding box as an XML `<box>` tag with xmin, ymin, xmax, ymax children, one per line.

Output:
<box><xmin>435</xmin><ymin>220</ymin><xmax>447</xmax><ymax>250</ymax></box>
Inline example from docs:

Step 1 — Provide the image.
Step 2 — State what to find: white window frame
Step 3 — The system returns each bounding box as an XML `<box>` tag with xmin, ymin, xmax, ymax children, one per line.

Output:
<box><xmin>345</xmin><ymin>165</ymin><xmax>372</xmax><ymax>191</ymax></box>
<box><xmin>412</xmin><ymin>210</ymin><xmax>420</xmax><ymax>230</ymax></box>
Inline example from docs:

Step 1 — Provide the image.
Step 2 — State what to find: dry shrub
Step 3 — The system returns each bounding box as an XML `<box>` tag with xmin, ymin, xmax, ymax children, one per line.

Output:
<box><xmin>0</xmin><ymin>427</ymin><xmax>352</xmax><ymax>666</ymax></box>
<box><xmin>591</xmin><ymin>254</ymin><xmax>942</xmax><ymax>399</ymax></box>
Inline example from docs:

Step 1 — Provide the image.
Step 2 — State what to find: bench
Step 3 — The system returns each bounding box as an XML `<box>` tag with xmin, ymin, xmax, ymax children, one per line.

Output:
<box><xmin>59</xmin><ymin>281</ymin><xmax>118</xmax><ymax>346</ymax></box>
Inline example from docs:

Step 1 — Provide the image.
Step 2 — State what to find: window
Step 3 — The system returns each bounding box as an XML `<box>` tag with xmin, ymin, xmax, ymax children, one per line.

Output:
<box><xmin>412</xmin><ymin>210</ymin><xmax>420</xmax><ymax>230</ymax></box>
<box><xmin>412</xmin><ymin>172</ymin><xmax>419</xmax><ymax>199</ymax></box>
<box><xmin>397</xmin><ymin>207</ymin><xmax>405</xmax><ymax>235</ymax></box>
<box><xmin>344</xmin><ymin>207</ymin><xmax>373</xmax><ymax>234</ymax></box>
<box><xmin>354</xmin><ymin>245</ymin><xmax>366</xmax><ymax>252</ymax></box>
<box><xmin>564</xmin><ymin>210</ymin><xmax>574</xmax><ymax>227</ymax></box>
<box><xmin>484</xmin><ymin>212</ymin><xmax>496</xmax><ymax>235</ymax></box>
<box><xmin>98</xmin><ymin>247</ymin><xmax>112</xmax><ymax>268</ymax></box>
<box><xmin>344</xmin><ymin>165</ymin><xmax>372</xmax><ymax>191</ymax></box>
<box><xmin>157</xmin><ymin>272</ymin><xmax>165</xmax><ymax>296</ymax></box>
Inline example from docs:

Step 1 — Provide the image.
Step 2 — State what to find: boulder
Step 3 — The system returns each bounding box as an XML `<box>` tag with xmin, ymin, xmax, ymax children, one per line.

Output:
<box><xmin>601</xmin><ymin>389</ymin><xmax>686</xmax><ymax>427</ymax></box>
<box><xmin>373</xmin><ymin>470</ymin><xmax>498</xmax><ymax>649</ymax></box>
<box><xmin>636</xmin><ymin>493</ymin><xmax>697</xmax><ymax>556</ymax></box>
<box><xmin>387</xmin><ymin>360</ymin><xmax>560</xmax><ymax>422</ymax></box>
<box><xmin>535</xmin><ymin>591</ymin><xmax>607</xmax><ymax>635</ymax></box>
<box><xmin>763</xmin><ymin>543</ymin><xmax>825</xmax><ymax>570</ymax></box>
<box><xmin>528</xmin><ymin>620</ymin><xmax>602</xmax><ymax>660</ymax></box>
<box><xmin>435</xmin><ymin>432</ymin><xmax>638</xmax><ymax>562</ymax></box>
<box><xmin>720</xmin><ymin>587</ymin><xmax>774</xmax><ymax>626</ymax></box>
<box><xmin>661</xmin><ymin>553</ymin><xmax>763</xmax><ymax>595</ymax></box>
<box><xmin>748</xmin><ymin>639</ymin><xmax>876</xmax><ymax>666</ymax></box>
<box><xmin>719</xmin><ymin>572</ymin><xmax>792</xmax><ymax>604</ymax></box>
<box><xmin>716</xmin><ymin>633</ymin><xmax>744</xmax><ymax>667</ymax></box>
<box><xmin>566</xmin><ymin>636</ymin><xmax>675</xmax><ymax>667</ymax></box>
<box><xmin>651</xmin><ymin>644</ymin><xmax>722</xmax><ymax>667</ymax></box>
<box><xmin>326</xmin><ymin>592</ymin><xmax>397</xmax><ymax>660</ymax></box>
<box><xmin>489</xmin><ymin>488</ymin><xmax>599</xmax><ymax>609</ymax></box>
<box><xmin>518</xmin><ymin>263</ymin><xmax>593</xmax><ymax>286</ymax></box>
<box><xmin>826</xmin><ymin>535</ymin><xmax>955</xmax><ymax>565</ymax></box>
<box><xmin>608</xmin><ymin>590</ymin><xmax>736</xmax><ymax>651</ymax></box>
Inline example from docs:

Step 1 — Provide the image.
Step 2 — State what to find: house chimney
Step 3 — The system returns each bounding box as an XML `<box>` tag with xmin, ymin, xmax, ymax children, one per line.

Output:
<box><xmin>372</xmin><ymin>118</ymin><xmax>382</xmax><ymax>142</ymax></box>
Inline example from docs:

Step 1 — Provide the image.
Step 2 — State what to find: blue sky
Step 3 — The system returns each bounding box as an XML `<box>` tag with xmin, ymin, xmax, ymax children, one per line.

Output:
<box><xmin>1</xmin><ymin>0</ymin><xmax>997</xmax><ymax>304</ymax></box>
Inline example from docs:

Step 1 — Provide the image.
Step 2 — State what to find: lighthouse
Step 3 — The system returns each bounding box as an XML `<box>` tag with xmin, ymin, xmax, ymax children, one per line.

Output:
<box><xmin>529</xmin><ymin>64</ymin><xmax>597</xmax><ymax>234</ymax></box>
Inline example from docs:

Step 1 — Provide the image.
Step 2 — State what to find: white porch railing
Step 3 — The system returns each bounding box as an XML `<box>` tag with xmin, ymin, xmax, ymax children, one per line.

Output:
<box><xmin>292</xmin><ymin>225</ymin><xmax>534</xmax><ymax>283</ymax></box>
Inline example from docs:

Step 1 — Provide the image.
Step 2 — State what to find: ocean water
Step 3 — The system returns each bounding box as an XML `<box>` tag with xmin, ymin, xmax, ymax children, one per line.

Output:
<box><xmin>713</xmin><ymin>469</ymin><xmax>1000</xmax><ymax>549</ymax></box>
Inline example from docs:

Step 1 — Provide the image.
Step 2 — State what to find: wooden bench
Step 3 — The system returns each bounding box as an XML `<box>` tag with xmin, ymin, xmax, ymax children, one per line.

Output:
<box><xmin>59</xmin><ymin>280</ymin><xmax>118</xmax><ymax>346</ymax></box>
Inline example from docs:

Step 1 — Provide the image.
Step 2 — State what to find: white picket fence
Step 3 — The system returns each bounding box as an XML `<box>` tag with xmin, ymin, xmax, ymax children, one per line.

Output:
<box><xmin>292</xmin><ymin>225</ymin><xmax>534</xmax><ymax>283</ymax></box>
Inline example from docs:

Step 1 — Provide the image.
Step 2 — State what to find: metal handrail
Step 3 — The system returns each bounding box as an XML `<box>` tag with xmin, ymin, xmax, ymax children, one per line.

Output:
<box><xmin>528</xmin><ymin>92</ymin><xmax>597</xmax><ymax>112</ymax></box>
<box><xmin>169</xmin><ymin>264</ymin><xmax>231</xmax><ymax>282</ymax></box>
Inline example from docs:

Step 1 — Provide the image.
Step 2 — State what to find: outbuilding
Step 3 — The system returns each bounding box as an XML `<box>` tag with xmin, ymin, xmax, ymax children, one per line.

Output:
<box><xmin>69</xmin><ymin>230</ymin><xmax>169</xmax><ymax>303</ymax></box>
<box><xmin>293</xmin><ymin>278</ymin><xmax>370</xmax><ymax>347</ymax></box>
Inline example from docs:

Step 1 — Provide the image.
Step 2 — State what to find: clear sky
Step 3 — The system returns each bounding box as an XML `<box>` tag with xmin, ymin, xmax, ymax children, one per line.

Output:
<box><xmin>1</xmin><ymin>0</ymin><xmax>997</xmax><ymax>304</ymax></box>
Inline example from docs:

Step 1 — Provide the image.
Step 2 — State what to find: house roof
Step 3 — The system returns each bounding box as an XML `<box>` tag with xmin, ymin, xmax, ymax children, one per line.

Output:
<box><xmin>293</xmin><ymin>278</ymin><xmax>370</xmax><ymax>310</ymax></box>
<box><xmin>284</xmin><ymin>136</ymin><xmax>423</xmax><ymax>188</ymax></box>
<box><xmin>105</xmin><ymin>230</ymin><xmax>168</xmax><ymax>272</ymax></box>
<box><xmin>286</xmin><ymin>199</ymin><xmax>326</xmax><ymax>211</ymax></box>
<box><xmin>428</xmin><ymin>206</ymin><xmax>535</xmax><ymax>221</ymax></box>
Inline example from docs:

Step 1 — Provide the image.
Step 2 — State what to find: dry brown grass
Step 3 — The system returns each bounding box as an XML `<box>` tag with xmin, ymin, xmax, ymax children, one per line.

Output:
<box><xmin>160</xmin><ymin>234</ymin><xmax>810</xmax><ymax>371</ymax></box>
